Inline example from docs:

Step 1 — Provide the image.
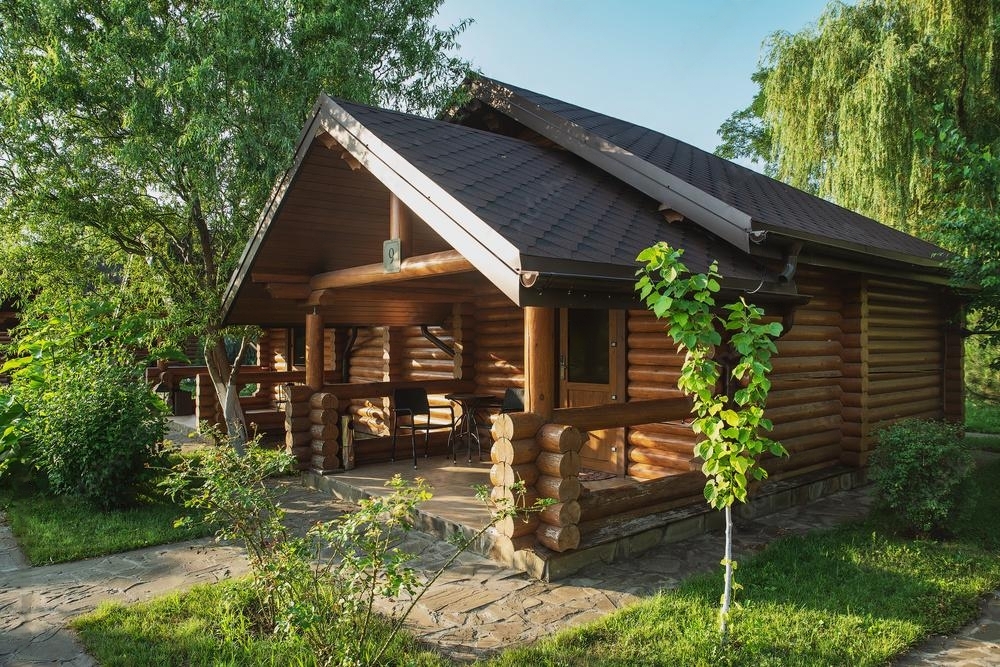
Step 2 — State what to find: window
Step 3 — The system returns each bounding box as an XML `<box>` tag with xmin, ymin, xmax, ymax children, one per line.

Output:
<box><xmin>566</xmin><ymin>309</ymin><xmax>609</xmax><ymax>384</ymax></box>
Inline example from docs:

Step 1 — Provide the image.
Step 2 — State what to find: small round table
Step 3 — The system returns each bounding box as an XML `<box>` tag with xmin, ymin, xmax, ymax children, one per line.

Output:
<box><xmin>445</xmin><ymin>393</ymin><xmax>504</xmax><ymax>463</ymax></box>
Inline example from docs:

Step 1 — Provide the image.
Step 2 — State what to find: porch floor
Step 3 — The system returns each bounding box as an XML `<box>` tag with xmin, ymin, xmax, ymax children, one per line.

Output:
<box><xmin>305</xmin><ymin>454</ymin><xmax>496</xmax><ymax>536</ymax></box>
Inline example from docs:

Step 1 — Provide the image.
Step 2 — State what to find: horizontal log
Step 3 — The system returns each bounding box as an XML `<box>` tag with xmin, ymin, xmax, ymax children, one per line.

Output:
<box><xmin>318</xmin><ymin>379</ymin><xmax>475</xmax><ymax>401</ymax></box>
<box><xmin>868</xmin><ymin>327</ymin><xmax>940</xmax><ymax>341</ymax></box>
<box><xmin>536</xmin><ymin>475</ymin><xmax>581</xmax><ymax>502</ymax></box>
<box><xmin>627</xmin><ymin>368</ymin><xmax>683</xmax><ymax>384</ymax></box>
<box><xmin>475</xmin><ymin>307</ymin><xmax>524</xmax><ymax>322</ymax></box>
<box><xmin>778</xmin><ymin>325</ymin><xmax>842</xmax><ymax>343</ymax></box>
<box><xmin>552</xmin><ymin>398</ymin><xmax>691</xmax><ymax>432</ymax></box>
<box><xmin>503</xmin><ymin>438</ymin><xmax>541</xmax><ymax>465</ymax></box>
<box><xmin>284</xmin><ymin>400</ymin><xmax>312</xmax><ymax>418</ymax></box>
<box><xmin>492</xmin><ymin>412</ymin><xmax>545</xmax><ymax>441</ymax></box>
<box><xmin>770</xmin><ymin>414</ymin><xmax>841</xmax><ymax>440</ymax></box>
<box><xmin>628</xmin><ymin>349</ymin><xmax>683</xmax><ymax>366</ymax></box>
<box><xmin>868</xmin><ymin>385</ymin><xmax>941</xmax><ymax>410</ymax></box>
<box><xmin>781</xmin><ymin>428</ymin><xmax>842</xmax><ymax>453</ymax></box>
<box><xmin>490</xmin><ymin>462</ymin><xmax>515</xmax><ymax>487</ymax></box>
<box><xmin>512</xmin><ymin>462</ymin><xmax>540</xmax><ymax>487</ymax></box>
<box><xmin>628</xmin><ymin>463</ymin><xmax>679</xmax><ymax>480</ymax></box>
<box><xmin>766</xmin><ymin>399</ymin><xmax>842</xmax><ymax>423</ymax></box>
<box><xmin>309</xmin><ymin>392</ymin><xmax>338</xmax><ymax>409</ymax></box>
<box><xmin>770</xmin><ymin>355</ymin><xmax>841</xmax><ymax>375</ymax></box>
<box><xmin>283</xmin><ymin>384</ymin><xmax>314</xmax><ymax>402</ymax></box>
<box><xmin>310</xmin><ymin>423</ymin><xmax>340</xmax><ymax>441</ymax></box>
<box><xmin>539</xmin><ymin>500</ymin><xmax>582</xmax><ymax>527</ymax></box>
<box><xmin>288</xmin><ymin>443</ymin><xmax>312</xmax><ymax>461</ymax></box>
<box><xmin>285</xmin><ymin>430</ymin><xmax>311</xmax><ymax>448</ymax></box>
<box><xmin>791</xmin><ymin>309</ymin><xmax>842</xmax><ymax>326</ymax></box>
<box><xmin>536</xmin><ymin>523</ymin><xmax>580</xmax><ymax>552</ymax></box>
<box><xmin>866</xmin><ymin>399</ymin><xmax>943</xmax><ymax>423</ymax></box>
<box><xmin>577</xmin><ymin>470</ymin><xmax>705</xmax><ymax>520</ymax></box>
<box><xmin>497</xmin><ymin>514</ymin><xmax>541</xmax><ymax>539</ymax></box>
<box><xmin>868</xmin><ymin>351</ymin><xmax>942</xmax><ymax>368</ymax></box>
<box><xmin>868</xmin><ymin>315</ymin><xmax>941</xmax><ymax>329</ymax></box>
<box><xmin>475</xmin><ymin>319</ymin><xmax>523</xmax><ymax>336</ymax></box>
<box><xmin>310</xmin><ymin>436</ymin><xmax>339</xmax><ymax>455</ymax></box>
<box><xmin>310</xmin><ymin>454</ymin><xmax>340</xmax><ymax>471</ymax></box>
<box><xmin>628</xmin><ymin>384</ymin><xmax>685</xmax><ymax>400</ymax></box>
<box><xmin>537</xmin><ymin>424</ymin><xmax>584</xmax><ymax>453</ymax></box>
<box><xmin>774</xmin><ymin>340</ymin><xmax>843</xmax><ymax>357</ymax></box>
<box><xmin>285</xmin><ymin>415</ymin><xmax>311</xmax><ymax>432</ymax></box>
<box><xmin>766</xmin><ymin>385</ymin><xmax>841</xmax><ymax>409</ymax></box>
<box><xmin>627</xmin><ymin>447</ymin><xmax>696</xmax><ymax>471</ymax></box>
<box><xmin>310</xmin><ymin>249</ymin><xmax>473</xmax><ymax>291</ymax></box>
<box><xmin>764</xmin><ymin>443</ymin><xmax>840</xmax><ymax>475</ymax></box>
<box><xmin>626</xmin><ymin>429</ymin><xmax>697</xmax><ymax>454</ymax></box>
<box><xmin>309</xmin><ymin>408</ymin><xmax>337</xmax><ymax>425</ymax></box>
<box><xmin>537</xmin><ymin>451</ymin><xmax>581</xmax><ymax>478</ymax></box>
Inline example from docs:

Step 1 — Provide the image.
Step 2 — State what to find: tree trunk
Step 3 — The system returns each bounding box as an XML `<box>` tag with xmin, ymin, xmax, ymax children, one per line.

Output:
<box><xmin>205</xmin><ymin>336</ymin><xmax>247</xmax><ymax>453</ymax></box>
<box><xmin>720</xmin><ymin>504</ymin><xmax>733</xmax><ymax>638</ymax></box>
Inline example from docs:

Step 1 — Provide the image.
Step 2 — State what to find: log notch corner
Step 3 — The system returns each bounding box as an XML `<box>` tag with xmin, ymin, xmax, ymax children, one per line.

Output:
<box><xmin>489</xmin><ymin>411</ymin><xmax>584</xmax><ymax>556</ymax></box>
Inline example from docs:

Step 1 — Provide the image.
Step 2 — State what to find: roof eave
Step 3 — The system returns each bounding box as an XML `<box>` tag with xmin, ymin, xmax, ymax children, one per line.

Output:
<box><xmin>469</xmin><ymin>78</ymin><xmax>752</xmax><ymax>254</ymax></box>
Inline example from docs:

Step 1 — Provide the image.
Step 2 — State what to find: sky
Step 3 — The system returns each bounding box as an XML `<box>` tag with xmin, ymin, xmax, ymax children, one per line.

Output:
<box><xmin>435</xmin><ymin>0</ymin><xmax>833</xmax><ymax>161</ymax></box>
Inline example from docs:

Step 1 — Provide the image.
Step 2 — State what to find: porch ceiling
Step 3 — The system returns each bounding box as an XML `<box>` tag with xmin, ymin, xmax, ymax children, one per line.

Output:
<box><xmin>226</xmin><ymin>138</ymin><xmax>487</xmax><ymax>327</ymax></box>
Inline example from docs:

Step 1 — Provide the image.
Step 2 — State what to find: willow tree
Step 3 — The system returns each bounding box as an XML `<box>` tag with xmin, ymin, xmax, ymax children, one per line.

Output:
<box><xmin>717</xmin><ymin>0</ymin><xmax>1000</xmax><ymax>238</ymax></box>
<box><xmin>0</xmin><ymin>0</ymin><xmax>468</xmax><ymax>442</ymax></box>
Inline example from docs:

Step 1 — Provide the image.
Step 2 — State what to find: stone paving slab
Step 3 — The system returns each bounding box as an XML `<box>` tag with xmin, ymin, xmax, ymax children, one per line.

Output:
<box><xmin>1</xmin><ymin>477</ymin><xmax>999</xmax><ymax>665</ymax></box>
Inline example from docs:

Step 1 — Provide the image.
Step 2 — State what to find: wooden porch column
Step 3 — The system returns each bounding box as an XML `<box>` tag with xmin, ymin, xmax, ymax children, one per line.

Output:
<box><xmin>305</xmin><ymin>310</ymin><xmax>324</xmax><ymax>391</ymax></box>
<box><xmin>389</xmin><ymin>193</ymin><xmax>413</xmax><ymax>259</ymax></box>
<box><xmin>524</xmin><ymin>306</ymin><xmax>555</xmax><ymax>420</ymax></box>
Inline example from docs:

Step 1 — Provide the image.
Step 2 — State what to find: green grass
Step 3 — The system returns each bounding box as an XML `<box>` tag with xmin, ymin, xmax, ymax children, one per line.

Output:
<box><xmin>73</xmin><ymin>579</ymin><xmax>449</xmax><ymax>667</ymax></box>
<box><xmin>967</xmin><ymin>398</ymin><xmax>1000</xmax><ymax>434</ymax></box>
<box><xmin>0</xmin><ymin>476</ymin><xmax>213</xmax><ymax>565</ymax></box>
<box><xmin>489</xmin><ymin>460</ymin><xmax>1000</xmax><ymax>667</ymax></box>
<box><xmin>71</xmin><ymin>462</ymin><xmax>1000</xmax><ymax>667</ymax></box>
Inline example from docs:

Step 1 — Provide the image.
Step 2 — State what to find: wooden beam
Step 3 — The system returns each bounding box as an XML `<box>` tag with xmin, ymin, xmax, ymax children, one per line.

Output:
<box><xmin>524</xmin><ymin>306</ymin><xmax>555</xmax><ymax>419</ymax></box>
<box><xmin>266</xmin><ymin>283</ymin><xmax>311</xmax><ymax>300</ymax></box>
<box><xmin>305</xmin><ymin>311</ymin><xmax>324</xmax><ymax>391</ymax></box>
<box><xmin>306</xmin><ymin>286</ymin><xmax>472</xmax><ymax>306</ymax></box>
<box><xmin>309</xmin><ymin>249</ymin><xmax>474</xmax><ymax>291</ymax></box>
<box><xmin>251</xmin><ymin>272</ymin><xmax>311</xmax><ymax>284</ymax></box>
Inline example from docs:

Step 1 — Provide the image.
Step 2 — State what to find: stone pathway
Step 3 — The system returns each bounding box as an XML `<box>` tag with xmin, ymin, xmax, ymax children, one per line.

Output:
<box><xmin>1</xmin><ymin>477</ymin><xmax>998</xmax><ymax>665</ymax></box>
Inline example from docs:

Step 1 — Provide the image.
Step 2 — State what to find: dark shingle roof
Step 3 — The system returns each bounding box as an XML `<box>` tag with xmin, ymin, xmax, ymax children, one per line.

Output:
<box><xmin>340</xmin><ymin>100</ymin><xmax>767</xmax><ymax>282</ymax></box>
<box><xmin>484</xmin><ymin>79</ymin><xmax>943</xmax><ymax>263</ymax></box>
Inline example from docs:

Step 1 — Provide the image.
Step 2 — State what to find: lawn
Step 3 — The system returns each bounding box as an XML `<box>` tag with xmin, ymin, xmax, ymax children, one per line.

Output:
<box><xmin>72</xmin><ymin>459</ymin><xmax>1000</xmax><ymax>666</ymax></box>
<box><xmin>967</xmin><ymin>398</ymin><xmax>1000</xmax><ymax>434</ymax></box>
<box><xmin>0</xmin><ymin>470</ymin><xmax>213</xmax><ymax>565</ymax></box>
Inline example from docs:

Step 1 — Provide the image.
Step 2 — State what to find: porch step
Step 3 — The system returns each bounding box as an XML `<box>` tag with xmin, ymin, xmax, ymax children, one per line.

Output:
<box><xmin>303</xmin><ymin>463</ymin><xmax>869</xmax><ymax>582</ymax></box>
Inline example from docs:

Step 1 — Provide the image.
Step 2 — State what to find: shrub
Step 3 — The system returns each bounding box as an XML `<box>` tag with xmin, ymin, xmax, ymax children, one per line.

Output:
<box><xmin>26</xmin><ymin>352</ymin><xmax>166</xmax><ymax>509</ymax></box>
<box><xmin>869</xmin><ymin>419</ymin><xmax>974</xmax><ymax>535</ymax></box>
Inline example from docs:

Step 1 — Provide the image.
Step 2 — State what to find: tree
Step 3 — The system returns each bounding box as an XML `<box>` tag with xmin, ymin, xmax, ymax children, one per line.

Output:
<box><xmin>0</xmin><ymin>0</ymin><xmax>469</xmax><ymax>444</ymax></box>
<box><xmin>716</xmin><ymin>0</ymin><xmax>1000</xmax><ymax>237</ymax></box>
<box><xmin>636</xmin><ymin>243</ymin><xmax>785</xmax><ymax>639</ymax></box>
<box><xmin>716</xmin><ymin>0</ymin><xmax>1000</xmax><ymax>394</ymax></box>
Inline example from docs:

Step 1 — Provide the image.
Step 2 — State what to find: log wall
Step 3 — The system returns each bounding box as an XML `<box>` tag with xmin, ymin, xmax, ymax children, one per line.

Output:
<box><xmin>347</xmin><ymin>327</ymin><xmax>389</xmax><ymax>436</ymax></box>
<box><xmin>763</xmin><ymin>268</ymin><xmax>845</xmax><ymax>479</ymax></box>
<box><xmin>473</xmin><ymin>289</ymin><xmax>524</xmax><ymax>396</ymax></box>
<box><xmin>625</xmin><ymin>308</ymin><xmax>694</xmax><ymax>479</ymax></box>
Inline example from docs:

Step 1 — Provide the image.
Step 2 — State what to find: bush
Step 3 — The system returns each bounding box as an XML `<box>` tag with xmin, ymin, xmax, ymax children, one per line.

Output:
<box><xmin>869</xmin><ymin>419</ymin><xmax>974</xmax><ymax>535</ymax></box>
<box><xmin>26</xmin><ymin>352</ymin><xmax>166</xmax><ymax>509</ymax></box>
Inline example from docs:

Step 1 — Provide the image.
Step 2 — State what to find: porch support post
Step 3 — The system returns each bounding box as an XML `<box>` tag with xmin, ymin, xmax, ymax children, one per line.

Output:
<box><xmin>389</xmin><ymin>193</ymin><xmax>413</xmax><ymax>260</ymax></box>
<box><xmin>305</xmin><ymin>310</ymin><xmax>324</xmax><ymax>391</ymax></box>
<box><xmin>524</xmin><ymin>306</ymin><xmax>555</xmax><ymax>420</ymax></box>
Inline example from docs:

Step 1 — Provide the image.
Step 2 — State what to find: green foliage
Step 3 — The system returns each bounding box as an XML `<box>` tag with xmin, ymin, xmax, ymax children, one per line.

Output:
<box><xmin>0</xmin><ymin>1</ymin><xmax>470</xmax><ymax>427</ymax></box>
<box><xmin>717</xmin><ymin>0</ymin><xmax>1000</xmax><ymax>238</ymax></box>
<box><xmin>966</xmin><ymin>398</ymin><xmax>1000</xmax><ymax>434</ymax></box>
<box><xmin>869</xmin><ymin>419</ymin><xmax>975</xmax><ymax>535</ymax></box>
<box><xmin>165</xmin><ymin>437</ymin><xmax>546</xmax><ymax>665</ymax></box>
<box><xmin>636</xmin><ymin>243</ymin><xmax>785</xmax><ymax>509</ymax></box>
<box><xmin>22</xmin><ymin>352</ymin><xmax>166</xmax><ymax>509</ymax></box>
<box><xmin>1</xmin><ymin>299</ymin><xmax>168</xmax><ymax>507</ymax></box>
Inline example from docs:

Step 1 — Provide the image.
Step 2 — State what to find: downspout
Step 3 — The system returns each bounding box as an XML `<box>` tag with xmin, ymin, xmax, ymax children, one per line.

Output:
<box><xmin>776</xmin><ymin>242</ymin><xmax>804</xmax><ymax>337</ymax></box>
<box><xmin>420</xmin><ymin>325</ymin><xmax>455</xmax><ymax>357</ymax></box>
<box><xmin>341</xmin><ymin>326</ymin><xmax>358</xmax><ymax>383</ymax></box>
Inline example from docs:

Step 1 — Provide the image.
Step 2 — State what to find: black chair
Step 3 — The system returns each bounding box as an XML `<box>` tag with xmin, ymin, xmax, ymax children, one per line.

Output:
<box><xmin>391</xmin><ymin>388</ymin><xmax>455</xmax><ymax>468</ymax></box>
<box><xmin>501</xmin><ymin>387</ymin><xmax>525</xmax><ymax>413</ymax></box>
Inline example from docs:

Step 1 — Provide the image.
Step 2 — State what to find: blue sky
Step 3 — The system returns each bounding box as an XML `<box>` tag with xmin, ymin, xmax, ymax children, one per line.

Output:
<box><xmin>436</xmin><ymin>1</ymin><xmax>833</xmax><ymax>159</ymax></box>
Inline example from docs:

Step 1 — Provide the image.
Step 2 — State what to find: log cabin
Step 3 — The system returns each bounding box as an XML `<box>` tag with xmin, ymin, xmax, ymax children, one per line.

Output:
<box><xmin>219</xmin><ymin>76</ymin><xmax>962</xmax><ymax>578</ymax></box>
